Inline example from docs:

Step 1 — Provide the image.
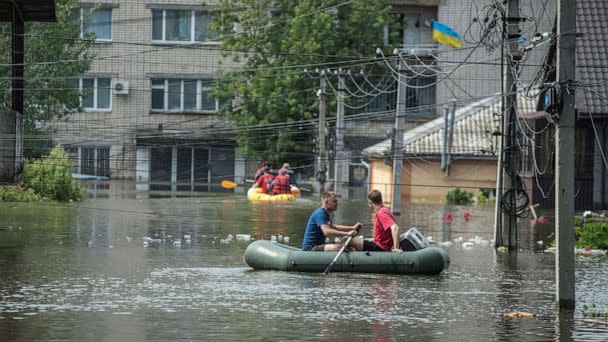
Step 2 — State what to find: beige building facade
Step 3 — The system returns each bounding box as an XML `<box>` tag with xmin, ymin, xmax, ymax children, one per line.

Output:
<box><xmin>51</xmin><ymin>1</ymin><xmax>245</xmax><ymax>188</ymax></box>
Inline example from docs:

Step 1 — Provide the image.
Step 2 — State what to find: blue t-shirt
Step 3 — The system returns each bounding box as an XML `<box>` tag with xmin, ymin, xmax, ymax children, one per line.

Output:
<box><xmin>301</xmin><ymin>207</ymin><xmax>331</xmax><ymax>250</ymax></box>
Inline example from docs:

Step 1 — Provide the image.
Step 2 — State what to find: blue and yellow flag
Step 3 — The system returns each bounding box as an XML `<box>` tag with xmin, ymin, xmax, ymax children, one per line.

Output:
<box><xmin>432</xmin><ymin>21</ymin><xmax>462</xmax><ymax>48</ymax></box>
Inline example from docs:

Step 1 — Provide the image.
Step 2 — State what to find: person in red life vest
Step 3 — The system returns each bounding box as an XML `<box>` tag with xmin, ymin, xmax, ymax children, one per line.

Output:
<box><xmin>350</xmin><ymin>189</ymin><xmax>403</xmax><ymax>253</ymax></box>
<box><xmin>280</xmin><ymin>162</ymin><xmax>298</xmax><ymax>187</ymax></box>
<box><xmin>270</xmin><ymin>169</ymin><xmax>291</xmax><ymax>194</ymax></box>
<box><xmin>253</xmin><ymin>168</ymin><xmax>275</xmax><ymax>194</ymax></box>
<box><xmin>254</xmin><ymin>161</ymin><xmax>272</xmax><ymax>182</ymax></box>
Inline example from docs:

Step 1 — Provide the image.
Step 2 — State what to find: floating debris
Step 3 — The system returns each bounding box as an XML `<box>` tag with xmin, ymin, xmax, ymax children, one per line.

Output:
<box><xmin>462</xmin><ymin>241</ymin><xmax>475</xmax><ymax>249</ymax></box>
<box><xmin>438</xmin><ymin>241</ymin><xmax>453</xmax><ymax>247</ymax></box>
<box><xmin>236</xmin><ymin>234</ymin><xmax>251</xmax><ymax>241</ymax></box>
<box><xmin>503</xmin><ymin>311</ymin><xmax>534</xmax><ymax>318</ymax></box>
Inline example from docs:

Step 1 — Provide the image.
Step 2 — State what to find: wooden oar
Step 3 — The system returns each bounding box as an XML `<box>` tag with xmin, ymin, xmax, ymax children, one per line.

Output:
<box><xmin>220</xmin><ymin>180</ymin><xmax>237</xmax><ymax>189</ymax></box>
<box><xmin>323</xmin><ymin>235</ymin><xmax>353</xmax><ymax>275</ymax></box>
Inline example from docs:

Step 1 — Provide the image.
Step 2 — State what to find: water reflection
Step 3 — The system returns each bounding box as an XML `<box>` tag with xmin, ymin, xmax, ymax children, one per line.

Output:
<box><xmin>0</xmin><ymin>181</ymin><xmax>607</xmax><ymax>341</ymax></box>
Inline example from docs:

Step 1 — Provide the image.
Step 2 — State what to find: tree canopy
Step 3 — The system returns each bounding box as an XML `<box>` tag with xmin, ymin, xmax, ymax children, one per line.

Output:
<box><xmin>211</xmin><ymin>0</ymin><xmax>395</xmax><ymax>165</ymax></box>
<box><xmin>0</xmin><ymin>0</ymin><xmax>93</xmax><ymax>156</ymax></box>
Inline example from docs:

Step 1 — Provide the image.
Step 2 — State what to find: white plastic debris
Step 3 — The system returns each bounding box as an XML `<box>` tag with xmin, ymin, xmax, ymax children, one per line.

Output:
<box><xmin>438</xmin><ymin>241</ymin><xmax>453</xmax><ymax>247</ymax></box>
<box><xmin>271</xmin><ymin>235</ymin><xmax>277</xmax><ymax>242</ymax></box>
<box><xmin>184</xmin><ymin>234</ymin><xmax>191</xmax><ymax>239</ymax></box>
<box><xmin>236</xmin><ymin>234</ymin><xmax>251</xmax><ymax>241</ymax></box>
<box><xmin>283</xmin><ymin>236</ymin><xmax>290</xmax><ymax>243</ymax></box>
<box><xmin>462</xmin><ymin>241</ymin><xmax>475</xmax><ymax>249</ymax></box>
<box><xmin>173</xmin><ymin>240</ymin><xmax>181</xmax><ymax>247</ymax></box>
<box><xmin>277</xmin><ymin>234</ymin><xmax>283</xmax><ymax>243</ymax></box>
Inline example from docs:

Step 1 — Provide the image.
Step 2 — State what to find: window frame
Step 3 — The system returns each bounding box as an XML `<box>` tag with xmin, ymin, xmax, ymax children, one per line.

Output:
<box><xmin>151</xmin><ymin>9</ymin><xmax>218</xmax><ymax>44</ymax></box>
<box><xmin>150</xmin><ymin>78</ymin><xmax>219</xmax><ymax>113</ymax></box>
<box><xmin>78</xmin><ymin>77</ymin><xmax>112</xmax><ymax>112</ymax></box>
<box><xmin>80</xmin><ymin>7</ymin><xmax>113</xmax><ymax>42</ymax></box>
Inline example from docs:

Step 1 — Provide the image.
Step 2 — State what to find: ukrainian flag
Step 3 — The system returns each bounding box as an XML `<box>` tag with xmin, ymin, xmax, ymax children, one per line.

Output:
<box><xmin>432</xmin><ymin>21</ymin><xmax>462</xmax><ymax>48</ymax></box>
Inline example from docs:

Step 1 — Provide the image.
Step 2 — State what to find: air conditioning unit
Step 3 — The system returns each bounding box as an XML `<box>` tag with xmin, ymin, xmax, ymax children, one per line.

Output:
<box><xmin>112</xmin><ymin>80</ymin><xmax>129</xmax><ymax>95</ymax></box>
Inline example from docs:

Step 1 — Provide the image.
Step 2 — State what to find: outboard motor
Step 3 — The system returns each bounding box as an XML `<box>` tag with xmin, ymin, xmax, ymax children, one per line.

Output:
<box><xmin>399</xmin><ymin>227</ymin><xmax>429</xmax><ymax>251</ymax></box>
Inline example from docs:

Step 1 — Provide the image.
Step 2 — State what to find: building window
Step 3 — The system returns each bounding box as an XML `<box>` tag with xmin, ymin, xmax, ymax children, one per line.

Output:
<box><xmin>385</xmin><ymin>12</ymin><xmax>435</xmax><ymax>48</ymax></box>
<box><xmin>75</xmin><ymin>78</ymin><xmax>111</xmax><ymax>111</ymax></box>
<box><xmin>151</xmin><ymin>79</ymin><xmax>218</xmax><ymax>112</ymax></box>
<box><xmin>65</xmin><ymin>146</ymin><xmax>110</xmax><ymax>178</ymax></box>
<box><xmin>406</xmin><ymin>76</ymin><xmax>436</xmax><ymax>116</ymax></box>
<box><xmin>152</xmin><ymin>10</ymin><xmax>217</xmax><ymax>43</ymax></box>
<box><xmin>80</xmin><ymin>8</ymin><xmax>112</xmax><ymax>41</ymax></box>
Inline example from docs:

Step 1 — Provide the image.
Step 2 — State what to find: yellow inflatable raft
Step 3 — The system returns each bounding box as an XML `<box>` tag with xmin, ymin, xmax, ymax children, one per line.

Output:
<box><xmin>247</xmin><ymin>187</ymin><xmax>298</xmax><ymax>201</ymax></box>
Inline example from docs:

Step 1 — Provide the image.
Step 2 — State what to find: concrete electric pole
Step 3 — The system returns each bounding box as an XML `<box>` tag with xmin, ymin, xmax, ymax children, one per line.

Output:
<box><xmin>316</xmin><ymin>72</ymin><xmax>328</xmax><ymax>194</ymax></box>
<box><xmin>334</xmin><ymin>71</ymin><xmax>346</xmax><ymax>197</ymax></box>
<box><xmin>555</xmin><ymin>0</ymin><xmax>576</xmax><ymax>310</ymax></box>
<box><xmin>494</xmin><ymin>0</ymin><xmax>520</xmax><ymax>249</ymax></box>
<box><xmin>391</xmin><ymin>50</ymin><xmax>406</xmax><ymax>215</ymax></box>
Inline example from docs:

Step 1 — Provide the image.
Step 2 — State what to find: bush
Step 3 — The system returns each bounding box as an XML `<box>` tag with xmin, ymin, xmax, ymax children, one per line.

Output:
<box><xmin>575</xmin><ymin>220</ymin><xmax>608</xmax><ymax>250</ymax></box>
<box><xmin>445</xmin><ymin>187</ymin><xmax>474</xmax><ymax>205</ymax></box>
<box><xmin>23</xmin><ymin>145</ymin><xmax>86</xmax><ymax>201</ymax></box>
<box><xmin>0</xmin><ymin>185</ymin><xmax>42</xmax><ymax>202</ymax></box>
<box><xmin>476</xmin><ymin>191</ymin><xmax>496</xmax><ymax>206</ymax></box>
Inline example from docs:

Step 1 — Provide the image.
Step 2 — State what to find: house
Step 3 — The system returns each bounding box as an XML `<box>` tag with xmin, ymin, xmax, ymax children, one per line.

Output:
<box><xmin>362</xmin><ymin>93</ymin><xmax>537</xmax><ymax>203</ymax></box>
<box><xmin>340</xmin><ymin>0</ymin><xmax>553</xmax><ymax>187</ymax></box>
<box><xmin>520</xmin><ymin>0</ymin><xmax>608</xmax><ymax>210</ymax></box>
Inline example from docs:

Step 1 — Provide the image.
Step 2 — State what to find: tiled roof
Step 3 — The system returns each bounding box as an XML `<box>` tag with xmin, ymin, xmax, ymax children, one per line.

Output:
<box><xmin>577</xmin><ymin>0</ymin><xmax>608</xmax><ymax>113</ymax></box>
<box><xmin>362</xmin><ymin>93</ymin><xmax>538</xmax><ymax>159</ymax></box>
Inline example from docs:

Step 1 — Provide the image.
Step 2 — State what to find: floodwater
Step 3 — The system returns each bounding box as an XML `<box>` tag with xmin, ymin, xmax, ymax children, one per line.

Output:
<box><xmin>0</xmin><ymin>182</ymin><xmax>607</xmax><ymax>341</ymax></box>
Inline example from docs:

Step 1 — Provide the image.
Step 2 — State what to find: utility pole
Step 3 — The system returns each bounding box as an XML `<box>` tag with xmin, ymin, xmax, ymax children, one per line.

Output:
<box><xmin>555</xmin><ymin>0</ymin><xmax>576</xmax><ymax>310</ymax></box>
<box><xmin>441</xmin><ymin>100</ymin><xmax>457</xmax><ymax>176</ymax></box>
<box><xmin>316</xmin><ymin>71</ymin><xmax>328</xmax><ymax>194</ymax></box>
<box><xmin>494</xmin><ymin>0</ymin><xmax>520</xmax><ymax>248</ymax></box>
<box><xmin>334</xmin><ymin>70</ymin><xmax>345</xmax><ymax>197</ymax></box>
<box><xmin>391</xmin><ymin>50</ymin><xmax>406</xmax><ymax>215</ymax></box>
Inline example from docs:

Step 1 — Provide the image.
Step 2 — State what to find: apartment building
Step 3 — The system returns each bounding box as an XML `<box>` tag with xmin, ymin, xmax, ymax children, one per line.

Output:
<box><xmin>52</xmin><ymin>0</ymin><xmax>243</xmax><ymax>189</ymax></box>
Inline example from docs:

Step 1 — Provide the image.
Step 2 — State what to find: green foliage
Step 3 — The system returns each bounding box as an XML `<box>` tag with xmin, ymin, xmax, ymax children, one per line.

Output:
<box><xmin>476</xmin><ymin>191</ymin><xmax>496</xmax><ymax>206</ymax></box>
<box><xmin>0</xmin><ymin>185</ymin><xmax>42</xmax><ymax>202</ymax></box>
<box><xmin>582</xmin><ymin>303</ymin><xmax>608</xmax><ymax>320</ymax></box>
<box><xmin>445</xmin><ymin>187</ymin><xmax>474</xmax><ymax>205</ymax></box>
<box><xmin>0</xmin><ymin>0</ymin><xmax>93</xmax><ymax>156</ymax></box>
<box><xmin>574</xmin><ymin>220</ymin><xmax>608</xmax><ymax>250</ymax></box>
<box><xmin>210</xmin><ymin>0</ymin><xmax>396</xmax><ymax>163</ymax></box>
<box><xmin>23</xmin><ymin>145</ymin><xmax>86</xmax><ymax>201</ymax></box>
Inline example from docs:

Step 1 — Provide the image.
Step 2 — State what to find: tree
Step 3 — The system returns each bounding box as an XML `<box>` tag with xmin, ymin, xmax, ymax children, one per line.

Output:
<box><xmin>0</xmin><ymin>0</ymin><xmax>93</xmax><ymax>157</ymax></box>
<box><xmin>211</xmin><ymin>0</ymin><xmax>395</xmax><ymax>165</ymax></box>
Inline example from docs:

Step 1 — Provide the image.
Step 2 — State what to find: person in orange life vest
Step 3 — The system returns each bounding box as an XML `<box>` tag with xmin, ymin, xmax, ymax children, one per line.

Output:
<box><xmin>253</xmin><ymin>168</ymin><xmax>275</xmax><ymax>194</ymax></box>
<box><xmin>349</xmin><ymin>189</ymin><xmax>403</xmax><ymax>253</ymax></box>
<box><xmin>254</xmin><ymin>161</ymin><xmax>272</xmax><ymax>182</ymax></box>
<box><xmin>270</xmin><ymin>169</ymin><xmax>291</xmax><ymax>194</ymax></box>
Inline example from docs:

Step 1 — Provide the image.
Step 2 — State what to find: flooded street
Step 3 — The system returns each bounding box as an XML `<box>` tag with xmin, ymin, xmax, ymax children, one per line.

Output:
<box><xmin>1</xmin><ymin>182</ymin><xmax>607</xmax><ymax>341</ymax></box>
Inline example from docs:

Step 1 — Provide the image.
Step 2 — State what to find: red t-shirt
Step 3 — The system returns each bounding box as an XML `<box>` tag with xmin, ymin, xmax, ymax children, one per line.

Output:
<box><xmin>373</xmin><ymin>205</ymin><xmax>397</xmax><ymax>251</ymax></box>
<box><xmin>255</xmin><ymin>173</ymin><xmax>275</xmax><ymax>194</ymax></box>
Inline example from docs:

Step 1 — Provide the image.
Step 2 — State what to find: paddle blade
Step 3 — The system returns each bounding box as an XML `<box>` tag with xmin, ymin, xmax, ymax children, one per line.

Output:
<box><xmin>220</xmin><ymin>180</ymin><xmax>237</xmax><ymax>189</ymax></box>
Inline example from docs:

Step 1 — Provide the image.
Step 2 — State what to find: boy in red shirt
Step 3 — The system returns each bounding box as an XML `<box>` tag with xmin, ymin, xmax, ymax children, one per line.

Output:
<box><xmin>350</xmin><ymin>189</ymin><xmax>403</xmax><ymax>253</ymax></box>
